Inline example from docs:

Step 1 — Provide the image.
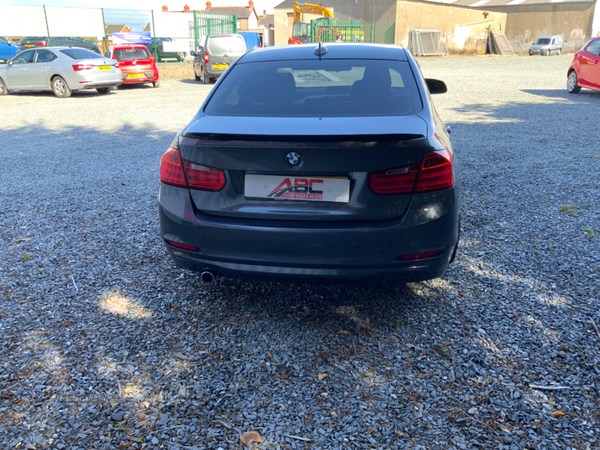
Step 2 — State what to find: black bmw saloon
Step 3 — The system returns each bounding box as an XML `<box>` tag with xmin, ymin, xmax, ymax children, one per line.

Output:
<box><xmin>159</xmin><ymin>43</ymin><xmax>460</xmax><ymax>283</ymax></box>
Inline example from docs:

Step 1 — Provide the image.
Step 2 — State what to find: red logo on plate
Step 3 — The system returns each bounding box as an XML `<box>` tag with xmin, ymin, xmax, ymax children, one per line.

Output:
<box><xmin>268</xmin><ymin>178</ymin><xmax>324</xmax><ymax>200</ymax></box>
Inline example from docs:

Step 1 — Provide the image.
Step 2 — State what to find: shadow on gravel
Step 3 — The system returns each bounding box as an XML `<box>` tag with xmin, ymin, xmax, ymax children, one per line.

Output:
<box><xmin>7</xmin><ymin>90</ymin><xmax>116</xmax><ymax>98</ymax></box>
<box><xmin>521</xmin><ymin>89</ymin><xmax>600</xmax><ymax>100</ymax></box>
<box><xmin>179</xmin><ymin>79</ymin><xmax>204</xmax><ymax>85</ymax></box>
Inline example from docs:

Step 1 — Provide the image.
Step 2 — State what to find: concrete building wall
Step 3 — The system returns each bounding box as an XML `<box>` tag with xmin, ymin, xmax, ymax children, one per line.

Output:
<box><xmin>593</xmin><ymin>3</ymin><xmax>600</xmax><ymax>37</ymax></box>
<box><xmin>396</xmin><ymin>1</ymin><xmax>507</xmax><ymax>54</ymax></box>
<box><xmin>488</xmin><ymin>3</ymin><xmax>596</xmax><ymax>53</ymax></box>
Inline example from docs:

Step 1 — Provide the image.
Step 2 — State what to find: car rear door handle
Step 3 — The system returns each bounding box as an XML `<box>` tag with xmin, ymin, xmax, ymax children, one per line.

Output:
<box><xmin>44</xmin><ymin>67</ymin><xmax>50</xmax><ymax>70</ymax></box>
<box><xmin>22</xmin><ymin>68</ymin><xmax>27</xmax><ymax>71</ymax></box>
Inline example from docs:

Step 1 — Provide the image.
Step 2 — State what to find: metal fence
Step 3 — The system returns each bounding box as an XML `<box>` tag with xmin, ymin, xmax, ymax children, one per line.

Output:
<box><xmin>363</xmin><ymin>20</ymin><xmax>396</xmax><ymax>45</ymax></box>
<box><xmin>310</xmin><ymin>20</ymin><xmax>364</xmax><ymax>43</ymax></box>
<box><xmin>192</xmin><ymin>11</ymin><xmax>238</xmax><ymax>51</ymax></box>
<box><xmin>407</xmin><ymin>30</ymin><xmax>448</xmax><ymax>57</ymax></box>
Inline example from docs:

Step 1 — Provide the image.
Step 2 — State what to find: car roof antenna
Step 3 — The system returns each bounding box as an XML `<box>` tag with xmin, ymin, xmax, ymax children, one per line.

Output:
<box><xmin>314</xmin><ymin>41</ymin><xmax>328</xmax><ymax>60</ymax></box>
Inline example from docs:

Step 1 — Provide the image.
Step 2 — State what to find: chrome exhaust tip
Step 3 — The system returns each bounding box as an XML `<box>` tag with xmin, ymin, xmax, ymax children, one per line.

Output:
<box><xmin>200</xmin><ymin>271</ymin><xmax>215</xmax><ymax>283</ymax></box>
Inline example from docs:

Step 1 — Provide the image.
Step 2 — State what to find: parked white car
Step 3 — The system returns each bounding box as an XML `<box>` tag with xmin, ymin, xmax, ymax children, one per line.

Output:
<box><xmin>529</xmin><ymin>35</ymin><xmax>563</xmax><ymax>56</ymax></box>
<box><xmin>0</xmin><ymin>47</ymin><xmax>122</xmax><ymax>98</ymax></box>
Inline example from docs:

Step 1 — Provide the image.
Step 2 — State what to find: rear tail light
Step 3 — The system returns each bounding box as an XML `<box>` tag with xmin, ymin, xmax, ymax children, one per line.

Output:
<box><xmin>368</xmin><ymin>149</ymin><xmax>454</xmax><ymax>195</ymax></box>
<box><xmin>160</xmin><ymin>148</ymin><xmax>226</xmax><ymax>192</ymax></box>
<box><xmin>368</xmin><ymin>164</ymin><xmax>419</xmax><ymax>195</ymax></box>
<box><xmin>415</xmin><ymin>150</ymin><xmax>454</xmax><ymax>193</ymax></box>
<box><xmin>72</xmin><ymin>64</ymin><xmax>95</xmax><ymax>71</ymax></box>
<box><xmin>160</xmin><ymin>148</ymin><xmax>188</xmax><ymax>188</ymax></box>
<box><xmin>204</xmin><ymin>52</ymin><xmax>209</xmax><ymax>64</ymax></box>
<box><xmin>35</xmin><ymin>41</ymin><xmax>48</xmax><ymax>46</ymax></box>
<box><xmin>183</xmin><ymin>161</ymin><xmax>226</xmax><ymax>191</ymax></box>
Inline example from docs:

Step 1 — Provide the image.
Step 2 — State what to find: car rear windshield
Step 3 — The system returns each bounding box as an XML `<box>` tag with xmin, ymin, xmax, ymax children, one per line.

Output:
<box><xmin>204</xmin><ymin>59</ymin><xmax>423</xmax><ymax>117</ymax></box>
<box><xmin>207</xmin><ymin>36</ymin><xmax>245</xmax><ymax>54</ymax></box>
<box><xmin>114</xmin><ymin>48</ymin><xmax>150</xmax><ymax>61</ymax></box>
<box><xmin>60</xmin><ymin>48</ymin><xmax>103</xmax><ymax>59</ymax></box>
<box><xmin>535</xmin><ymin>38</ymin><xmax>551</xmax><ymax>45</ymax></box>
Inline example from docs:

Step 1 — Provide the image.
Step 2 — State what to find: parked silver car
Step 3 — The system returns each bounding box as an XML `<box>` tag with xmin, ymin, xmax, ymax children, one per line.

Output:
<box><xmin>529</xmin><ymin>35</ymin><xmax>563</xmax><ymax>56</ymax></box>
<box><xmin>0</xmin><ymin>47</ymin><xmax>122</xmax><ymax>98</ymax></box>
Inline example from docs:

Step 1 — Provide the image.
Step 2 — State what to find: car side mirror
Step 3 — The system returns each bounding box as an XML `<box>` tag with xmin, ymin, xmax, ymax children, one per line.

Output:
<box><xmin>7</xmin><ymin>59</ymin><xmax>13</xmax><ymax>66</ymax></box>
<box><xmin>190</xmin><ymin>51</ymin><xmax>196</xmax><ymax>56</ymax></box>
<box><xmin>425</xmin><ymin>78</ymin><xmax>447</xmax><ymax>95</ymax></box>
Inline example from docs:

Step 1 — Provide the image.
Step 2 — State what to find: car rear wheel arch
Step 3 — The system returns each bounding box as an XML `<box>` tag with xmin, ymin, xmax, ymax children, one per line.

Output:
<box><xmin>567</xmin><ymin>69</ymin><xmax>581</xmax><ymax>94</ymax></box>
<box><xmin>0</xmin><ymin>77</ymin><xmax>9</xmax><ymax>95</ymax></box>
<box><xmin>51</xmin><ymin>75</ymin><xmax>71</xmax><ymax>98</ymax></box>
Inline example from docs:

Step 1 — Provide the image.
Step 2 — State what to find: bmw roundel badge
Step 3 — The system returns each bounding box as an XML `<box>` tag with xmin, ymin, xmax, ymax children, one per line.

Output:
<box><xmin>286</xmin><ymin>152</ymin><xmax>301</xmax><ymax>167</ymax></box>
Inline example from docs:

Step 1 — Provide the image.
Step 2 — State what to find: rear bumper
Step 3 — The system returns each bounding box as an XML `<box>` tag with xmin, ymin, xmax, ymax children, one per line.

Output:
<box><xmin>121</xmin><ymin>72</ymin><xmax>159</xmax><ymax>83</ymax></box>
<box><xmin>77</xmin><ymin>80</ymin><xmax>122</xmax><ymax>90</ymax></box>
<box><xmin>158</xmin><ymin>184</ymin><xmax>460</xmax><ymax>283</ymax></box>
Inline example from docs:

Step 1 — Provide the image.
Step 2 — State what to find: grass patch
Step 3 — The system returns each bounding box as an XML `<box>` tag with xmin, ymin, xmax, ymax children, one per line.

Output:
<box><xmin>558</xmin><ymin>205</ymin><xmax>578</xmax><ymax>213</ymax></box>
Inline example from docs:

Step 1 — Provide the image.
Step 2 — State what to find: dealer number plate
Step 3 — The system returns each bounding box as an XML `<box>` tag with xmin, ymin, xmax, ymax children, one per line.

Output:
<box><xmin>245</xmin><ymin>175</ymin><xmax>350</xmax><ymax>203</ymax></box>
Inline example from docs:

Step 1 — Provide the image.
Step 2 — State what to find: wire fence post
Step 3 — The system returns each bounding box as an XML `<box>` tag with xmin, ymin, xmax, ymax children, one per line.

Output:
<box><xmin>101</xmin><ymin>8</ymin><xmax>108</xmax><ymax>55</ymax></box>
<box><xmin>43</xmin><ymin>5</ymin><xmax>52</xmax><ymax>46</ymax></box>
<box><xmin>194</xmin><ymin>11</ymin><xmax>199</xmax><ymax>51</ymax></box>
<box><xmin>151</xmin><ymin>10</ymin><xmax>158</xmax><ymax>59</ymax></box>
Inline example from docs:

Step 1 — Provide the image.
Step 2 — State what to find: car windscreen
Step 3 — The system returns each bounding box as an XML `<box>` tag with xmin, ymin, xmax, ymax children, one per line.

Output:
<box><xmin>60</xmin><ymin>48</ymin><xmax>103</xmax><ymax>59</ymax></box>
<box><xmin>204</xmin><ymin>59</ymin><xmax>423</xmax><ymax>117</ymax></box>
<box><xmin>207</xmin><ymin>36</ymin><xmax>245</xmax><ymax>54</ymax></box>
<box><xmin>535</xmin><ymin>38</ymin><xmax>551</xmax><ymax>45</ymax></box>
<box><xmin>114</xmin><ymin>48</ymin><xmax>150</xmax><ymax>61</ymax></box>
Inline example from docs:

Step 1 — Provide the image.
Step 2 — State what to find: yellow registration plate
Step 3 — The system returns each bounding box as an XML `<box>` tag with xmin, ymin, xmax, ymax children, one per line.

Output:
<box><xmin>25</xmin><ymin>44</ymin><xmax>34</xmax><ymax>47</ymax></box>
<box><xmin>98</xmin><ymin>66</ymin><xmax>112</xmax><ymax>71</ymax></box>
<box><xmin>213</xmin><ymin>64</ymin><xmax>228</xmax><ymax>69</ymax></box>
<box><xmin>127</xmin><ymin>73</ymin><xmax>144</xmax><ymax>78</ymax></box>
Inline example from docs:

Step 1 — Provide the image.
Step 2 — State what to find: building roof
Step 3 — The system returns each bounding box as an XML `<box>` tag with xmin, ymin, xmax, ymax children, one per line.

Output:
<box><xmin>105</xmin><ymin>24</ymin><xmax>131</xmax><ymax>34</ymax></box>
<box><xmin>206</xmin><ymin>6</ymin><xmax>257</xmax><ymax>19</ymax></box>
<box><xmin>274</xmin><ymin>0</ymin><xmax>333</xmax><ymax>9</ymax></box>
<box><xmin>417</xmin><ymin>0</ymin><xmax>594</xmax><ymax>7</ymax></box>
<box><xmin>258</xmin><ymin>13</ymin><xmax>274</xmax><ymax>27</ymax></box>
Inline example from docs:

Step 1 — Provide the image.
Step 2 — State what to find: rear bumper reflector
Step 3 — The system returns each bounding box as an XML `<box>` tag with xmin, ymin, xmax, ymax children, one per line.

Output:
<box><xmin>397</xmin><ymin>251</ymin><xmax>443</xmax><ymax>261</ymax></box>
<box><xmin>165</xmin><ymin>240</ymin><xmax>199</xmax><ymax>252</ymax></box>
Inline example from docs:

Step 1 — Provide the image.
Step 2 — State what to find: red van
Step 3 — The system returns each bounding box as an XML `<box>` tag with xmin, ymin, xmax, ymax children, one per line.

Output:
<box><xmin>106</xmin><ymin>44</ymin><xmax>160</xmax><ymax>88</ymax></box>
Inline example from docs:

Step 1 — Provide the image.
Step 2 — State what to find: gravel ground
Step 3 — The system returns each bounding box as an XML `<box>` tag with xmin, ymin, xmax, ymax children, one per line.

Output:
<box><xmin>1</xmin><ymin>54</ymin><xmax>599</xmax><ymax>450</ymax></box>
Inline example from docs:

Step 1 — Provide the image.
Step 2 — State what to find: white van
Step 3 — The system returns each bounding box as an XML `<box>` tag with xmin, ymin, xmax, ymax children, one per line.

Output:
<box><xmin>529</xmin><ymin>35</ymin><xmax>563</xmax><ymax>56</ymax></box>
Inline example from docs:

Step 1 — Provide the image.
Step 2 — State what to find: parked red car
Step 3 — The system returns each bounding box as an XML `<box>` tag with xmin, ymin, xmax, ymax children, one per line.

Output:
<box><xmin>106</xmin><ymin>44</ymin><xmax>160</xmax><ymax>88</ymax></box>
<box><xmin>567</xmin><ymin>37</ymin><xmax>600</xmax><ymax>94</ymax></box>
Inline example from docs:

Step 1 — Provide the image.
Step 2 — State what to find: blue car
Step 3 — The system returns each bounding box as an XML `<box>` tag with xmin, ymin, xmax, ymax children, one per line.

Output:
<box><xmin>0</xmin><ymin>37</ymin><xmax>18</xmax><ymax>62</ymax></box>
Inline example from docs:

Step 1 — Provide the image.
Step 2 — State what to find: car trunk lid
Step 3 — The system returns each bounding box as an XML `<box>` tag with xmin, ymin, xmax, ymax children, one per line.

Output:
<box><xmin>178</xmin><ymin>115</ymin><xmax>428</xmax><ymax>222</ymax></box>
